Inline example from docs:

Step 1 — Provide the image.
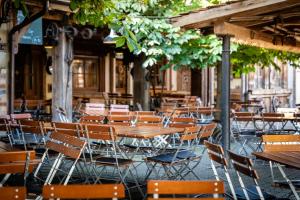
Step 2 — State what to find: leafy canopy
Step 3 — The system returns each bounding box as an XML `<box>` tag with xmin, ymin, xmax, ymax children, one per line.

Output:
<box><xmin>67</xmin><ymin>0</ymin><xmax>223</xmax><ymax>70</ymax></box>
<box><xmin>14</xmin><ymin>0</ymin><xmax>300</xmax><ymax>73</ymax></box>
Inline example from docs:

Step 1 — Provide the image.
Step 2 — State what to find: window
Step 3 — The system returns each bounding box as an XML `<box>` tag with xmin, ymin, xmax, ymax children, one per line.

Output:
<box><xmin>72</xmin><ymin>57</ymin><xmax>98</xmax><ymax>90</ymax></box>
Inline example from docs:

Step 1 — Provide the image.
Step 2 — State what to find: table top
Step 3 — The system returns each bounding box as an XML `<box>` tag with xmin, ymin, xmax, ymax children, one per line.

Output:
<box><xmin>252</xmin><ymin>116</ymin><xmax>296</xmax><ymax>121</ymax></box>
<box><xmin>253</xmin><ymin>151</ymin><xmax>300</xmax><ymax>170</ymax></box>
<box><xmin>114</xmin><ymin>126</ymin><xmax>185</xmax><ymax>139</ymax></box>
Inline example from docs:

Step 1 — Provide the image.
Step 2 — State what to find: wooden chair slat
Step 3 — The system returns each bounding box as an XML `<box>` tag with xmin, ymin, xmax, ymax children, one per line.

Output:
<box><xmin>199</xmin><ymin>123</ymin><xmax>217</xmax><ymax>139</ymax></box>
<box><xmin>204</xmin><ymin>141</ymin><xmax>224</xmax><ymax>155</ymax></box>
<box><xmin>50</xmin><ymin>132</ymin><xmax>85</xmax><ymax>148</ymax></box>
<box><xmin>0</xmin><ymin>151</ymin><xmax>35</xmax><ymax>162</ymax></box>
<box><xmin>147</xmin><ymin>180</ymin><xmax>224</xmax><ymax>195</ymax></box>
<box><xmin>207</xmin><ymin>152</ymin><xmax>228</xmax><ymax>167</ymax></box>
<box><xmin>52</xmin><ymin>122</ymin><xmax>80</xmax><ymax>130</ymax></box>
<box><xmin>0</xmin><ymin>163</ymin><xmax>37</xmax><ymax>174</ymax></box>
<box><xmin>228</xmin><ymin>150</ymin><xmax>253</xmax><ymax>167</ymax></box>
<box><xmin>232</xmin><ymin>162</ymin><xmax>259</xmax><ymax>179</ymax></box>
<box><xmin>43</xmin><ymin>184</ymin><xmax>125</xmax><ymax>199</ymax></box>
<box><xmin>46</xmin><ymin>141</ymin><xmax>81</xmax><ymax>159</ymax></box>
<box><xmin>0</xmin><ymin>186</ymin><xmax>26</xmax><ymax>200</ymax></box>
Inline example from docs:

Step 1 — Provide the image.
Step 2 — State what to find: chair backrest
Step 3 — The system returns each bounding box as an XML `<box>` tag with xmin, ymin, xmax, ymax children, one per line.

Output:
<box><xmin>110</xmin><ymin>104</ymin><xmax>129</xmax><ymax>112</ymax></box>
<box><xmin>0</xmin><ymin>186</ymin><xmax>26</xmax><ymax>200</ymax></box>
<box><xmin>179</xmin><ymin>126</ymin><xmax>200</xmax><ymax>142</ymax></box>
<box><xmin>204</xmin><ymin>141</ymin><xmax>228</xmax><ymax>167</ymax></box>
<box><xmin>79</xmin><ymin>115</ymin><xmax>105</xmax><ymax>124</ymax></box>
<box><xmin>262</xmin><ymin>112</ymin><xmax>284</xmax><ymax>120</ymax></box>
<box><xmin>84</xmin><ymin>124</ymin><xmax>116</xmax><ymax>141</ymax></box>
<box><xmin>43</xmin><ymin>184</ymin><xmax>125</xmax><ymax>199</ymax></box>
<box><xmin>227</xmin><ymin>150</ymin><xmax>262</xmax><ymax>200</ymax></box>
<box><xmin>204</xmin><ymin>141</ymin><xmax>236</xmax><ymax>200</ymax></box>
<box><xmin>135</xmin><ymin>111</ymin><xmax>156</xmax><ymax>116</ymax></box>
<box><xmin>107</xmin><ymin>115</ymin><xmax>133</xmax><ymax>126</ymax></box>
<box><xmin>169</xmin><ymin>117</ymin><xmax>196</xmax><ymax>128</ymax></box>
<box><xmin>10</xmin><ymin>113</ymin><xmax>32</xmax><ymax>122</ymax></box>
<box><xmin>47</xmin><ymin>132</ymin><xmax>86</xmax><ymax>159</ymax></box>
<box><xmin>18</xmin><ymin>120</ymin><xmax>45</xmax><ymax>135</ymax></box>
<box><xmin>85</xmin><ymin>103</ymin><xmax>105</xmax><ymax>112</ymax></box>
<box><xmin>136</xmin><ymin>116</ymin><xmax>163</xmax><ymax>126</ymax></box>
<box><xmin>262</xmin><ymin>135</ymin><xmax>300</xmax><ymax>152</ymax></box>
<box><xmin>234</xmin><ymin>112</ymin><xmax>254</xmax><ymax>121</ymax></box>
<box><xmin>52</xmin><ymin>122</ymin><xmax>82</xmax><ymax>137</ymax></box>
<box><xmin>199</xmin><ymin>123</ymin><xmax>217</xmax><ymax>139</ymax></box>
<box><xmin>228</xmin><ymin>150</ymin><xmax>259</xmax><ymax>180</ymax></box>
<box><xmin>147</xmin><ymin>180</ymin><xmax>224</xmax><ymax>199</ymax></box>
<box><xmin>0</xmin><ymin>151</ymin><xmax>37</xmax><ymax>174</ymax></box>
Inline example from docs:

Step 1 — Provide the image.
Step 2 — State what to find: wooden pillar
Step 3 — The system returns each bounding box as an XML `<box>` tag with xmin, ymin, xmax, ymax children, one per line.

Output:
<box><xmin>133</xmin><ymin>55</ymin><xmax>150</xmax><ymax>110</ymax></box>
<box><xmin>52</xmin><ymin>31</ymin><xmax>72</xmax><ymax>121</ymax></box>
<box><xmin>104</xmin><ymin>53</ymin><xmax>110</xmax><ymax>92</ymax></box>
<box><xmin>209</xmin><ymin>67</ymin><xmax>215</xmax><ymax>106</ymax></box>
<box><xmin>220</xmin><ymin>35</ymin><xmax>231</xmax><ymax>153</ymax></box>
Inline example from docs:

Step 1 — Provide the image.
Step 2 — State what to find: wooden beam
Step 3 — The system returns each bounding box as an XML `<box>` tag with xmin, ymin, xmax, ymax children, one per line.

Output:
<box><xmin>171</xmin><ymin>0</ymin><xmax>299</xmax><ymax>29</ymax></box>
<box><xmin>214</xmin><ymin>22</ymin><xmax>300</xmax><ymax>54</ymax></box>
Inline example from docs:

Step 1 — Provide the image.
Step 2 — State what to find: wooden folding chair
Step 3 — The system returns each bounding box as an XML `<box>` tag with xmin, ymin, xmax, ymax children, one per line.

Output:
<box><xmin>83</xmin><ymin>124</ymin><xmax>144</xmax><ymax>199</ymax></box>
<box><xmin>228</xmin><ymin>150</ymin><xmax>276</xmax><ymax>200</ymax></box>
<box><xmin>145</xmin><ymin>126</ymin><xmax>202</xmax><ymax>180</ymax></box>
<box><xmin>0</xmin><ymin>186</ymin><xmax>26</xmax><ymax>200</ymax></box>
<box><xmin>43</xmin><ymin>184</ymin><xmax>125</xmax><ymax>200</ymax></box>
<box><xmin>18</xmin><ymin>120</ymin><xmax>46</xmax><ymax>150</ymax></box>
<box><xmin>262</xmin><ymin>112</ymin><xmax>285</xmax><ymax>133</ymax></box>
<box><xmin>52</xmin><ymin>122</ymin><xmax>83</xmax><ymax>137</ymax></box>
<box><xmin>231</xmin><ymin>112</ymin><xmax>260</xmax><ymax>155</ymax></box>
<box><xmin>204</xmin><ymin>141</ymin><xmax>237</xmax><ymax>200</ymax></box>
<box><xmin>147</xmin><ymin>180</ymin><xmax>224</xmax><ymax>199</ymax></box>
<box><xmin>0</xmin><ymin>151</ymin><xmax>39</xmax><ymax>187</ymax></box>
<box><xmin>34</xmin><ymin>132</ymin><xmax>86</xmax><ymax>185</ymax></box>
<box><xmin>9</xmin><ymin>114</ymin><xmax>32</xmax><ymax>147</ymax></box>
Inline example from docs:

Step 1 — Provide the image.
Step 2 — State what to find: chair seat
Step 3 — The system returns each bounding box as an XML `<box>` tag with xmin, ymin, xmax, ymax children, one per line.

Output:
<box><xmin>176</xmin><ymin>150</ymin><xmax>197</xmax><ymax>159</ymax></box>
<box><xmin>95</xmin><ymin>157</ymin><xmax>133</xmax><ymax>166</ymax></box>
<box><xmin>146</xmin><ymin>153</ymin><xmax>180</xmax><ymax>163</ymax></box>
<box><xmin>235</xmin><ymin>185</ymin><xmax>276</xmax><ymax>200</ymax></box>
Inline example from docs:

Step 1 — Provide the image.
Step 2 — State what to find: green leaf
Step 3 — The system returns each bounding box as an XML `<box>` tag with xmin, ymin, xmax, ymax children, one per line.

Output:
<box><xmin>69</xmin><ymin>0</ymin><xmax>78</xmax><ymax>11</ymax></box>
<box><xmin>114</xmin><ymin>36</ymin><xmax>126</xmax><ymax>48</ymax></box>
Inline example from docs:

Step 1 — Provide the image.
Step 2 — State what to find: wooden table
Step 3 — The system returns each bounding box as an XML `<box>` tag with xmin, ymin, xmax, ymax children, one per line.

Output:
<box><xmin>114</xmin><ymin>126</ymin><xmax>184</xmax><ymax>139</ymax></box>
<box><xmin>253</xmin><ymin>151</ymin><xmax>300</xmax><ymax>199</ymax></box>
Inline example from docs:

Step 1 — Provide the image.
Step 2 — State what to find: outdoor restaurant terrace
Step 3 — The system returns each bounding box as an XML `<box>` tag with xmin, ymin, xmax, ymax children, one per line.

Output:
<box><xmin>0</xmin><ymin>0</ymin><xmax>300</xmax><ymax>199</ymax></box>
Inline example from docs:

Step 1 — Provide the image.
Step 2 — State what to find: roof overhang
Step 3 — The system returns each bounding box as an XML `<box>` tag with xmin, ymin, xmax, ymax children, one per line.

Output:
<box><xmin>171</xmin><ymin>0</ymin><xmax>300</xmax><ymax>54</ymax></box>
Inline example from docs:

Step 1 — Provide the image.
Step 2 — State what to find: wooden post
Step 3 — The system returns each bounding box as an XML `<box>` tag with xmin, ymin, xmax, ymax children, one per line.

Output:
<box><xmin>52</xmin><ymin>30</ymin><xmax>72</xmax><ymax>121</ymax></box>
<box><xmin>133</xmin><ymin>55</ymin><xmax>150</xmax><ymax>110</ymax></box>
